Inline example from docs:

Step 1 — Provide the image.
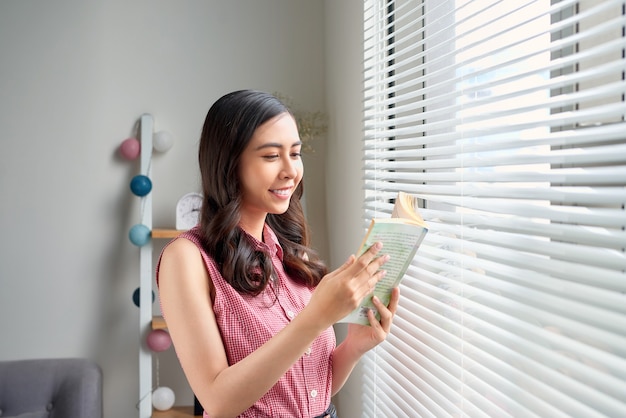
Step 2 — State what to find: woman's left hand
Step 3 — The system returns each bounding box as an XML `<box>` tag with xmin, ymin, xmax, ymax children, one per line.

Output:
<box><xmin>345</xmin><ymin>287</ymin><xmax>400</xmax><ymax>354</ymax></box>
<box><xmin>329</xmin><ymin>287</ymin><xmax>400</xmax><ymax>395</ymax></box>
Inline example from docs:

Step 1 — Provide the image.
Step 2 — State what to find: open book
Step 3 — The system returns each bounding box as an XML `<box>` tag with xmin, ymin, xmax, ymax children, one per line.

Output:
<box><xmin>338</xmin><ymin>192</ymin><xmax>428</xmax><ymax>325</ymax></box>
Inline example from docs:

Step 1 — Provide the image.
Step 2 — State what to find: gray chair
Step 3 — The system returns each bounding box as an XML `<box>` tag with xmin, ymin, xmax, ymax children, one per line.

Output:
<box><xmin>0</xmin><ymin>358</ymin><xmax>102</xmax><ymax>418</ymax></box>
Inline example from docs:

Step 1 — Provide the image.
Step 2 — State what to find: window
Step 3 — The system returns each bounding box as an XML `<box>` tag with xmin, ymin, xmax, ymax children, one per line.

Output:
<box><xmin>362</xmin><ymin>0</ymin><xmax>626</xmax><ymax>416</ymax></box>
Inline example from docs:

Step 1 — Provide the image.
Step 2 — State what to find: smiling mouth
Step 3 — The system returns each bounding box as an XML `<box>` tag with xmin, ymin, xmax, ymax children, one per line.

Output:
<box><xmin>270</xmin><ymin>188</ymin><xmax>291</xmax><ymax>196</ymax></box>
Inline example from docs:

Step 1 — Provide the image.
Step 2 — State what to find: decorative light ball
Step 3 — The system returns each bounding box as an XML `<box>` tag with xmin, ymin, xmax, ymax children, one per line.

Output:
<box><xmin>153</xmin><ymin>130</ymin><xmax>174</xmax><ymax>152</ymax></box>
<box><xmin>130</xmin><ymin>174</ymin><xmax>152</xmax><ymax>197</ymax></box>
<box><xmin>146</xmin><ymin>329</ymin><xmax>172</xmax><ymax>352</ymax></box>
<box><xmin>132</xmin><ymin>287</ymin><xmax>155</xmax><ymax>307</ymax></box>
<box><xmin>152</xmin><ymin>386</ymin><xmax>175</xmax><ymax>411</ymax></box>
<box><xmin>129</xmin><ymin>224</ymin><xmax>151</xmax><ymax>247</ymax></box>
<box><xmin>119</xmin><ymin>137</ymin><xmax>140</xmax><ymax>160</ymax></box>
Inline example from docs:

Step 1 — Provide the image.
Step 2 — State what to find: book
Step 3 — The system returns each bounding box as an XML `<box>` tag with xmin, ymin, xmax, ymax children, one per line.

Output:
<box><xmin>338</xmin><ymin>192</ymin><xmax>428</xmax><ymax>325</ymax></box>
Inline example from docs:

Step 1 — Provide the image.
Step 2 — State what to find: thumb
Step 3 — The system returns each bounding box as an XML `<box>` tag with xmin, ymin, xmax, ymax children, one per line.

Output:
<box><xmin>339</xmin><ymin>254</ymin><xmax>356</xmax><ymax>271</ymax></box>
<box><xmin>324</xmin><ymin>254</ymin><xmax>356</xmax><ymax>280</ymax></box>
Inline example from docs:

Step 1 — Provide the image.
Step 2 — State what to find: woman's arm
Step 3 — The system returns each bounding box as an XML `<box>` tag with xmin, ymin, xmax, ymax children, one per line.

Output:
<box><xmin>158</xmin><ymin>238</ymin><xmax>389</xmax><ymax>418</ymax></box>
<box><xmin>330</xmin><ymin>288</ymin><xmax>400</xmax><ymax>395</ymax></box>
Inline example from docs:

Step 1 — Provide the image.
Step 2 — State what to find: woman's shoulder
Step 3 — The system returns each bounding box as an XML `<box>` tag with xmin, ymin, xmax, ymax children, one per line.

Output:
<box><xmin>162</xmin><ymin>228</ymin><xmax>202</xmax><ymax>256</ymax></box>
<box><xmin>162</xmin><ymin>235</ymin><xmax>206</xmax><ymax>266</ymax></box>
<box><xmin>157</xmin><ymin>235</ymin><xmax>212</xmax><ymax>290</ymax></box>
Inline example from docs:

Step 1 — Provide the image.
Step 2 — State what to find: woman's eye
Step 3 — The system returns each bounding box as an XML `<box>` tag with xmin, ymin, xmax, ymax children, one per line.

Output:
<box><xmin>262</xmin><ymin>151</ymin><xmax>301</xmax><ymax>160</ymax></box>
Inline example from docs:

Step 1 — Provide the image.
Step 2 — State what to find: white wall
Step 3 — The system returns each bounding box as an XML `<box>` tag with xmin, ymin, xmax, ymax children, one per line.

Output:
<box><xmin>0</xmin><ymin>1</ymin><xmax>327</xmax><ymax>417</ymax></box>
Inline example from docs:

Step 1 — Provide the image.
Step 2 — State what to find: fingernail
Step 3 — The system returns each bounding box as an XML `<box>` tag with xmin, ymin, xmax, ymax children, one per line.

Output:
<box><xmin>374</xmin><ymin>242</ymin><xmax>382</xmax><ymax>250</ymax></box>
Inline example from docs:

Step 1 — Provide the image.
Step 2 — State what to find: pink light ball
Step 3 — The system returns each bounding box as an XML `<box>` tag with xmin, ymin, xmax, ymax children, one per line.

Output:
<box><xmin>119</xmin><ymin>137</ymin><xmax>140</xmax><ymax>160</ymax></box>
<box><xmin>152</xmin><ymin>386</ymin><xmax>175</xmax><ymax>411</ymax></box>
<box><xmin>146</xmin><ymin>329</ymin><xmax>172</xmax><ymax>352</ymax></box>
<box><xmin>153</xmin><ymin>130</ymin><xmax>174</xmax><ymax>152</ymax></box>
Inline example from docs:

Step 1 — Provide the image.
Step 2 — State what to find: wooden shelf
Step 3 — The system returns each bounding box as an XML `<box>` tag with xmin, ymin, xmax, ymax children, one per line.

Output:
<box><xmin>152</xmin><ymin>228</ymin><xmax>185</xmax><ymax>239</ymax></box>
<box><xmin>152</xmin><ymin>316</ymin><xmax>167</xmax><ymax>330</ymax></box>
<box><xmin>152</xmin><ymin>405</ymin><xmax>197</xmax><ymax>417</ymax></box>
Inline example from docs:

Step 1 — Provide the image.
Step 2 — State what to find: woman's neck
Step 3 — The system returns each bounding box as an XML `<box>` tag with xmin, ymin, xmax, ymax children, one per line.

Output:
<box><xmin>238</xmin><ymin>215</ymin><xmax>267</xmax><ymax>242</ymax></box>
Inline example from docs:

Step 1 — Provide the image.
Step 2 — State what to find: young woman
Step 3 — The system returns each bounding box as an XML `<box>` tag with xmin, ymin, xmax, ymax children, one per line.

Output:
<box><xmin>157</xmin><ymin>90</ymin><xmax>399</xmax><ymax>418</ymax></box>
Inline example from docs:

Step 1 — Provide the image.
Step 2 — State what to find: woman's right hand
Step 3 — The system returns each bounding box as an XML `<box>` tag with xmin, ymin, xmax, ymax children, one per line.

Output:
<box><xmin>307</xmin><ymin>242</ymin><xmax>389</xmax><ymax>327</ymax></box>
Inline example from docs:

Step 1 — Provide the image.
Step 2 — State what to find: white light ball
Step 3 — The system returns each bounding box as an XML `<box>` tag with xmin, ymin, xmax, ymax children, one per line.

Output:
<box><xmin>153</xmin><ymin>130</ymin><xmax>174</xmax><ymax>152</ymax></box>
<box><xmin>152</xmin><ymin>386</ymin><xmax>175</xmax><ymax>411</ymax></box>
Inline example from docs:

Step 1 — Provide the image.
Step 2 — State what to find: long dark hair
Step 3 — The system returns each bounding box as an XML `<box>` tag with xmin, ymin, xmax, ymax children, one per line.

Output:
<box><xmin>198</xmin><ymin>90</ymin><xmax>327</xmax><ymax>295</ymax></box>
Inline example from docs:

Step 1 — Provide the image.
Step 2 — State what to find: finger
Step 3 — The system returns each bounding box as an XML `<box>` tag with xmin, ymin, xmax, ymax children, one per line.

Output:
<box><xmin>369</xmin><ymin>253</ymin><xmax>390</xmax><ymax>276</ymax></box>
<box><xmin>366</xmin><ymin>306</ymin><xmax>382</xmax><ymax>330</ymax></box>
<box><xmin>352</xmin><ymin>242</ymin><xmax>384</xmax><ymax>274</ymax></box>
<box><xmin>336</xmin><ymin>254</ymin><xmax>356</xmax><ymax>273</ymax></box>
<box><xmin>366</xmin><ymin>304</ymin><xmax>390</xmax><ymax>338</ymax></box>
<box><xmin>356</xmin><ymin>254</ymin><xmax>390</xmax><ymax>290</ymax></box>
<box><xmin>367</xmin><ymin>241</ymin><xmax>383</xmax><ymax>254</ymax></box>
<box><xmin>324</xmin><ymin>254</ymin><xmax>356</xmax><ymax>280</ymax></box>
<box><xmin>365</xmin><ymin>269</ymin><xmax>387</xmax><ymax>295</ymax></box>
<box><xmin>387</xmin><ymin>287</ymin><xmax>400</xmax><ymax>315</ymax></box>
<box><xmin>373</xmin><ymin>295</ymin><xmax>392</xmax><ymax>320</ymax></box>
<box><xmin>371</xmin><ymin>295</ymin><xmax>394</xmax><ymax>332</ymax></box>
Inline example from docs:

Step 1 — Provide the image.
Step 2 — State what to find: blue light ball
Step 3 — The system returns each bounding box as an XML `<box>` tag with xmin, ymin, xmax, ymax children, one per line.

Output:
<box><xmin>132</xmin><ymin>287</ymin><xmax>155</xmax><ymax>307</ymax></box>
<box><xmin>130</xmin><ymin>175</ymin><xmax>152</xmax><ymax>197</ymax></box>
<box><xmin>129</xmin><ymin>224</ymin><xmax>151</xmax><ymax>246</ymax></box>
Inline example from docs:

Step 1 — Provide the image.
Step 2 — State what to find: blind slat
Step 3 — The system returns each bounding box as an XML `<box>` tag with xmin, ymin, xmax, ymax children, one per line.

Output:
<box><xmin>363</xmin><ymin>117</ymin><xmax>626</xmax><ymax>148</ymax></box>
<box><xmin>363</xmin><ymin>181</ymin><xmax>626</xmax><ymax>207</ymax></box>
<box><xmin>363</xmin><ymin>166</ymin><xmax>626</xmax><ymax>185</ymax></box>
<box><xmin>365</xmin><ymin>198</ymin><xmax>625</xmax><ymax>230</ymax></box>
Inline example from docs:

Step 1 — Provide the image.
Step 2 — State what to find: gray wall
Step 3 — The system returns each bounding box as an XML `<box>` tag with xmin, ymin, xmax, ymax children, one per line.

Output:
<box><xmin>0</xmin><ymin>1</ymin><xmax>337</xmax><ymax>416</ymax></box>
<box><xmin>324</xmin><ymin>1</ymin><xmax>367</xmax><ymax>416</ymax></box>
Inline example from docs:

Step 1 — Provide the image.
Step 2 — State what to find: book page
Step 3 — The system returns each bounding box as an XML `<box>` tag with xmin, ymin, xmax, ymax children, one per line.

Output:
<box><xmin>393</xmin><ymin>191</ymin><xmax>426</xmax><ymax>226</ymax></box>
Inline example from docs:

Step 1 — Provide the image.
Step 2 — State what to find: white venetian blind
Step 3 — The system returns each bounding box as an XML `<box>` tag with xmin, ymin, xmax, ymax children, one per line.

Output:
<box><xmin>361</xmin><ymin>0</ymin><xmax>626</xmax><ymax>417</ymax></box>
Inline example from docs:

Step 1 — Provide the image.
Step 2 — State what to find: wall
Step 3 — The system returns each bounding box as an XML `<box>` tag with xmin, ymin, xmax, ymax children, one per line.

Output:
<box><xmin>0</xmin><ymin>1</ymin><xmax>327</xmax><ymax>417</ymax></box>
<box><xmin>324</xmin><ymin>1</ymin><xmax>367</xmax><ymax>416</ymax></box>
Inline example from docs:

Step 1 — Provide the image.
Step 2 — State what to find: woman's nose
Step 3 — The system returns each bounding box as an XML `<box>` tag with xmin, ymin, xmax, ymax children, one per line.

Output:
<box><xmin>281</xmin><ymin>157</ymin><xmax>298</xmax><ymax>178</ymax></box>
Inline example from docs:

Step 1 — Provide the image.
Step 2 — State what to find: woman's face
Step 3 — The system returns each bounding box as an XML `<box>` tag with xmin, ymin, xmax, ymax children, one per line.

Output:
<box><xmin>238</xmin><ymin>112</ymin><xmax>303</xmax><ymax>226</ymax></box>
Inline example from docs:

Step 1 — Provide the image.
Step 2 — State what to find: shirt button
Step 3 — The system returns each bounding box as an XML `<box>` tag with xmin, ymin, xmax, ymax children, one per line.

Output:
<box><xmin>310</xmin><ymin>389</ymin><xmax>318</xmax><ymax>398</ymax></box>
<box><xmin>287</xmin><ymin>310</ymin><xmax>295</xmax><ymax>319</ymax></box>
<box><xmin>305</xmin><ymin>347</ymin><xmax>312</xmax><ymax>356</ymax></box>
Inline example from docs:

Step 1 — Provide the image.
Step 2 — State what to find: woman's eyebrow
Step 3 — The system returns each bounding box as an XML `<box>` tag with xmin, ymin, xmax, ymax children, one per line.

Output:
<box><xmin>253</xmin><ymin>141</ymin><xmax>302</xmax><ymax>151</ymax></box>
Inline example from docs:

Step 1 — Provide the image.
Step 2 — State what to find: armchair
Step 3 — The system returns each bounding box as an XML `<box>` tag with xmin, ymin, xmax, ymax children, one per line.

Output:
<box><xmin>0</xmin><ymin>358</ymin><xmax>102</xmax><ymax>418</ymax></box>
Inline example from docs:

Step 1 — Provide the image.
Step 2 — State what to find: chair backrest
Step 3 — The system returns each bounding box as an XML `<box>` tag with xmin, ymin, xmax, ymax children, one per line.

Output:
<box><xmin>0</xmin><ymin>358</ymin><xmax>102</xmax><ymax>418</ymax></box>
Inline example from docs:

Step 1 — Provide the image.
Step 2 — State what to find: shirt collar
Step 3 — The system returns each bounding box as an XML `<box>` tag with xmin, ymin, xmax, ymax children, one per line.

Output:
<box><xmin>243</xmin><ymin>224</ymin><xmax>284</xmax><ymax>261</ymax></box>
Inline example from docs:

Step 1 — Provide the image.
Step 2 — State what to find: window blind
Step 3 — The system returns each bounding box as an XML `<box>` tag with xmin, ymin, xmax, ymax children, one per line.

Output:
<box><xmin>361</xmin><ymin>0</ymin><xmax>626</xmax><ymax>417</ymax></box>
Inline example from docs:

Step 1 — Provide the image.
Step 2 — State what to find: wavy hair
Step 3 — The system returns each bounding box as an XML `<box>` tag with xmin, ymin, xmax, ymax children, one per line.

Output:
<box><xmin>198</xmin><ymin>90</ymin><xmax>327</xmax><ymax>295</ymax></box>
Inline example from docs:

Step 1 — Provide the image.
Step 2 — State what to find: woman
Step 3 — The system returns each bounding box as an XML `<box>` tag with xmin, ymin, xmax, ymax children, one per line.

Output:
<box><xmin>157</xmin><ymin>90</ymin><xmax>398</xmax><ymax>418</ymax></box>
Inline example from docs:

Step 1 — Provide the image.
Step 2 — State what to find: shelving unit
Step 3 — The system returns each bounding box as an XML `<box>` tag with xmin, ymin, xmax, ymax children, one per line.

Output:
<box><xmin>152</xmin><ymin>315</ymin><xmax>168</xmax><ymax>330</ymax></box>
<box><xmin>138</xmin><ymin>114</ymin><xmax>153</xmax><ymax>418</ymax></box>
<box><xmin>152</xmin><ymin>406</ymin><xmax>195</xmax><ymax>418</ymax></box>
<box><xmin>152</xmin><ymin>229</ymin><xmax>183</xmax><ymax>239</ymax></box>
<box><xmin>137</xmin><ymin>115</ymin><xmax>195</xmax><ymax>417</ymax></box>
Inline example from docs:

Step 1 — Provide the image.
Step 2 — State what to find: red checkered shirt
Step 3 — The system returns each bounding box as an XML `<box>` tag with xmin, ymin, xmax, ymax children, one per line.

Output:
<box><xmin>158</xmin><ymin>225</ymin><xmax>335</xmax><ymax>417</ymax></box>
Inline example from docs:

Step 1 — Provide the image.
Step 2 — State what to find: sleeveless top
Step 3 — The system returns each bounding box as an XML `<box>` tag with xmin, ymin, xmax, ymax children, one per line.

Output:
<box><xmin>156</xmin><ymin>225</ymin><xmax>335</xmax><ymax>417</ymax></box>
